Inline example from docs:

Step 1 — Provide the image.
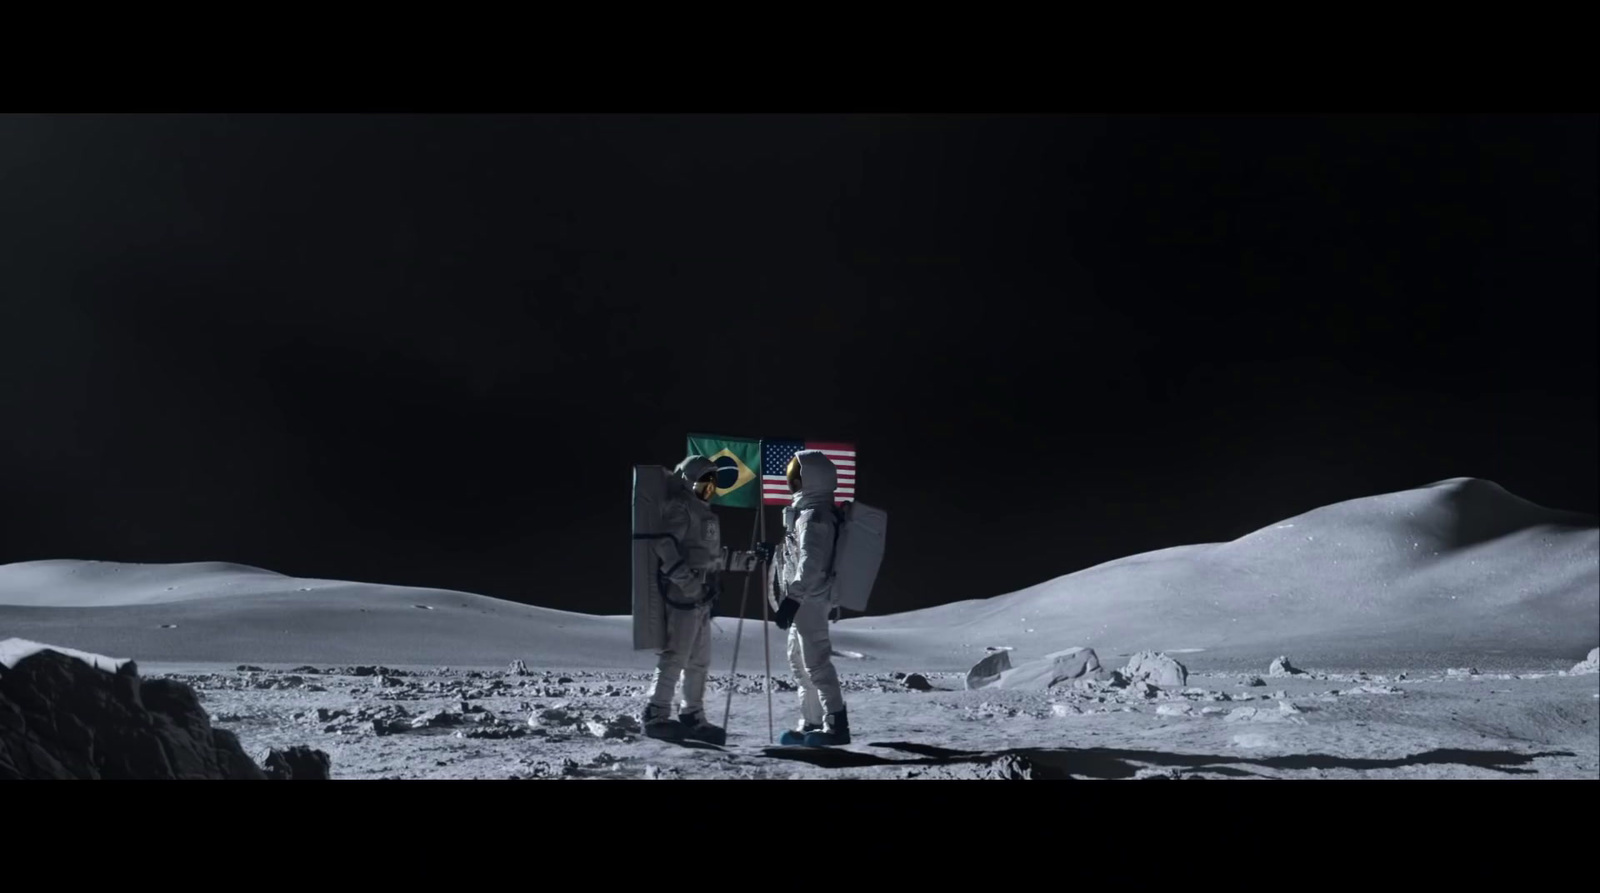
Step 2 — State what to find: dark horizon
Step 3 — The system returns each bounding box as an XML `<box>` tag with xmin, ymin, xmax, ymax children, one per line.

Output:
<box><xmin>1</xmin><ymin>113</ymin><xmax>1594</xmax><ymax>616</ymax></box>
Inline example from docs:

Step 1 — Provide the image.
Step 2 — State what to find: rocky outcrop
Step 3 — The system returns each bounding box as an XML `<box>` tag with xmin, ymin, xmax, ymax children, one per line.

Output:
<box><xmin>1571</xmin><ymin>648</ymin><xmax>1599</xmax><ymax>675</ymax></box>
<box><xmin>1269</xmin><ymin>656</ymin><xmax>1304</xmax><ymax>677</ymax></box>
<box><xmin>0</xmin><ymin>640</ymin><xmax>267</xmax><ymax>780</ymax></box>
<box><xmin>992</xmin><ymin>648</ymin><xmax>1104</xmax><ymax>691</ymax></box>
<box><xmin>1123</xmin><ymin>651</ymin><xmax>1189</xmax><ymax>687</ymax></box>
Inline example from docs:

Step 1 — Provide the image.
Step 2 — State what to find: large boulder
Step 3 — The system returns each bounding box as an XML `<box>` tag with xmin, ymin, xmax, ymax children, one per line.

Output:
<box><xmin>966</xmin><ymin>651</ymin><xmax>1013</xmax><ymax>690</ymax></box>
<box><xmin>0</xmin><ymin>639</ymin><xmax>267</xmax><ymax>780</ymax></box>
<box><xmin>1123</xmin><ymin>651</ymin><xmax>1189</xmax><ymax>687</ymax></box>
<box><xmin>903</xmin><ymin>673</ymin><xmax>933</xmax><ymax>691</ymax></box>
<box><xmin>1572</xmin><ymin>648</ymin><xmax>1600</xmax><ymax>675</ymax></box>
<box><xmin>992</xmin><ymin>648</ymin><xmax>1104</xmax><ymax>691</ymax></box>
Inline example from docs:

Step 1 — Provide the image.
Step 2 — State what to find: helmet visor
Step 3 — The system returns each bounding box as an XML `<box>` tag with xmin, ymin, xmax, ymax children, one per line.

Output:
<box><xmin>694</xmin><ymin>470</ymin><xmax>717</xmax><ymax>502</ymax></box>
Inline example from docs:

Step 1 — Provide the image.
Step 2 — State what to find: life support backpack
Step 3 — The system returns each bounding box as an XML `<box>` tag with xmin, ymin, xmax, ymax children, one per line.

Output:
<box><xmin>827</xmin><ymin>500</ymin><xmax>887</xmax><ymax>613</ymax></box>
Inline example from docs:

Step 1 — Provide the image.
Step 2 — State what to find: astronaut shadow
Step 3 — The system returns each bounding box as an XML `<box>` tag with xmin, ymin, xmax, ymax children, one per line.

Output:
<box><xmin>756</xmin><ymin>741</ymin><xmax>1574</xmax><ymax>778</ymax></box>
<box><xmin>659</xmin><ymin>739</ymin><xmax>728</xmax><ymax>752</ymax></box>
<box><xmin>758</xmin><ymin>744</ymin><xmax>903</xmax><ymax>769</ymax></box>
<box><xmin>756</xmin><ymin>741</ymin><xmax>1252</xmax><ymax>777</ymax></box>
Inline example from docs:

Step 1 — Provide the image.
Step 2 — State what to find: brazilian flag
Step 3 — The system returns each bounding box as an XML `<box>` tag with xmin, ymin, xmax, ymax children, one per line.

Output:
<box><xmin>687</xmin><ymin>433</ymin><xmax>761</xmax><ymax>509</ymax></box>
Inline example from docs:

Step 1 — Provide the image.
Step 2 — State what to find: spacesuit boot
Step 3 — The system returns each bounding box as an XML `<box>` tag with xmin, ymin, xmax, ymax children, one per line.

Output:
<box><xmin>642</xmin><ymin>703</ymin><xmax>684</xmax><ymax>741</ymax></box>
<box><xmin>677</xmin><ymin>708</ymin><xmax>726</xmax><ymax>746</ymax></box>
<box><xmin>778</xmin><ymin>719</ymin><xmax>822</xmax><ymax>746</ymax></box>
<box><xmin>801</xmin><ymin>707</ymin><xmax>850</xmax><ymax>747</ymax></box>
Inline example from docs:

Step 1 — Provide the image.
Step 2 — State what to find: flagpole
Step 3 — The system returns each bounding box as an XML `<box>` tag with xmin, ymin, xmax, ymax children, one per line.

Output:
<box><xmin>761</xmin><ymin>500</ymin><xmax>773</xmax><ymax>744</ymax></box>
<box><xmin>720</xmin><ymin>488</ymin><xmax>763</xmax><ymax>738</ymax></box>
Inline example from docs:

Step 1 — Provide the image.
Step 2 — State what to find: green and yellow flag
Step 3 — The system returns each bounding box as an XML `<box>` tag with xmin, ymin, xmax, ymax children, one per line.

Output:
<box><xmin>686</xmin><ymin>433</ymin><xmax>761</xmax><ymax>509</ymax></box>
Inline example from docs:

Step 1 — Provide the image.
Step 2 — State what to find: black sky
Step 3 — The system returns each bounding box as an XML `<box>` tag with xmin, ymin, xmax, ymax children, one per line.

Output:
<box><xmin>1</xmin><ymin>113</ymin><xmax>1594</xmax><ymax>616</ymax></box>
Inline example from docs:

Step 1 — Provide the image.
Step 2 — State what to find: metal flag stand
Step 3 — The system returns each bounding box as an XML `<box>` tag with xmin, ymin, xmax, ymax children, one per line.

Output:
<box><xmin>721</xmin><ymin>497</ymin><xmax>776</xmax><ymax>744</ymax></box>
<box><xmin>760</xmin><ymin>502</ymin><xmax>773</xmax><ymax>744</ymax></box>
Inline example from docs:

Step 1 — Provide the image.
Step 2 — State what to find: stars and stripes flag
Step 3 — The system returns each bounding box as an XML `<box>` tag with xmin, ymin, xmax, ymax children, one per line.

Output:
<box><xmin>761</xmin><ymin>439</ymin><xmax>856</xmax><ymax>505</ymax></box>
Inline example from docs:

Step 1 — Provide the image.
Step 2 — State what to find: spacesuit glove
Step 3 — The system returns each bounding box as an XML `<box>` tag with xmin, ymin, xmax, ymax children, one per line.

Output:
<box><xmin>773</xmin><ymin>598</ymin><xmax>800</xmax><ymax>630</ymax></box>
<box><xmin>667</xmin><ymin>564</ymin><xmax>698</xmax><ymax>588</ymax></box>
<box><xmin>829</xmin><ymin>605</ymin><xmax>841</xmax><ymax>623</ymax></box>
<box><xmin>752</xmin><ymin>541</ymin><xmax>776</xmax><ymax>564</ymax></box>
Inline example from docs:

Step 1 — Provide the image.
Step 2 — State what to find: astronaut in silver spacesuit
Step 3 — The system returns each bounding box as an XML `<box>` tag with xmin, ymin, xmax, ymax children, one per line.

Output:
<box><xmin>769</xmin><ymin>449</ymin><xmax>849</xmax><ymax>746</ymax></box>
<box><xmin>643</xmin><ymin>455</ymin><xmax>760</xmax><ymax>744</ymax></box>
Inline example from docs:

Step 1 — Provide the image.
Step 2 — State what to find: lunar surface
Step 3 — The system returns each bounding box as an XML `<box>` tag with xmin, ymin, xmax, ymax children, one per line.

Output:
<box><xmin>3</xmin><ymin>477</ymin><xmax>1595</xmax><ymax>779</ymax></box>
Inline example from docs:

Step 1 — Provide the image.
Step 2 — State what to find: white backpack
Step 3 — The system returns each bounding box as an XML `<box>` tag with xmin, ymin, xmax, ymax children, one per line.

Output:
<box><xmin>828</xmin><ymin>500</ymin><xmax>887</xmax><ymax>613</ymax></box>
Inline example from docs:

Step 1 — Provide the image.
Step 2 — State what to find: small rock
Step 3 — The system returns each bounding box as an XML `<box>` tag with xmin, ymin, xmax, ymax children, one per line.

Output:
<box><xmin>411</xmin><ymin>710</ymin><xmax>464</xmax><ymax>729</ymax></box>
<box><xmin>237</xmin><ymin>665</ymin><xmax>265</xmax><ymax>673</ymax></box>
<box><xmin>1269</xmin><ymin>657</ymin><xmax>1304</xmax><ymax>677</ymax></box>
<box><xmin>465</xmin><ymin>725</ymin><xmax>529</xmax><ymax>739</ymax></box>
<box><xmin>589</xmin><ymin>714</ymin><xmax>642</xmax><ymax>739</ymax></box>
<box><xmin>1125</xmin><ymin>681</ymin><xmax>1159</xmax><ymax>699</ymax></box>
<box><xmin>508</xmin><ymin>660</ymin><xmax>529</xmax><ymax>676</ymax></box>
<box><xmin>533</xmin><ymin>707</ymin><xmax>572</xmax><ymax>727</ymax></box>
<box><xmin>1245</xmin><ymin>676</ymin><xmax>1267</xmax><ymax>687</ymax></box>
<box><xmin>558</xmin><ymin>676</ymin><xmax>574</xmax><ymax>684</ymax></box>
<box><xmin>1050</xmin><ymin>703</ymin><xmax>1082</xmax><ymax>717</ymax></box>
<box><xmin>1279</xmin><ymin>701</ymin><xmax>1302</xmax><ymax>714</ymax></box>
<box><xmin>1225</xmin><ymin>707</ymin><xmax>1260</xmax><ymax>722</ymax></box>
<box><xmin>976</xmin><ymin>755</ymin><xmax>1034</xmax><ymax>780</ymax></box>
<box><xmin>1199</xmin><ymin>706</ymin><xmax>1226</xmax><ymax>715</ymax></box>
<box><xmin>903</xmin><ymin>673</ymin><xmax>933</xmax><ymax>691</ymax></box>
<box><xmin>262</xmin><ymin>746</ymin><xmax>332</xmax><ymax>780</ymax></box>
<box><xmin>1446</xmin><ymin>667</ymin><xmax>1480</xmax><ymax>677</ymax></box>
<box><xmin>1156</xmin><ymin>704</ymin><xmax>1193</xmax><ymax>717</ymax></box>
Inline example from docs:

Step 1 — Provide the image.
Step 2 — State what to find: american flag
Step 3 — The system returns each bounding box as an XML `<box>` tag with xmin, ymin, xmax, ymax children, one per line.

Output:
<box><xmin>761</xmin><ymin>439</ymin><xmax>856</xmax><ymax>505</ymax></box>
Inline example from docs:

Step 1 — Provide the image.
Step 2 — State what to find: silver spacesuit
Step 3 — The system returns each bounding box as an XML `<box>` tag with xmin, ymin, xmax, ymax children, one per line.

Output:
<box><xmin>644</xmin><ymin>454</ymin><xmax>759</xmax><ymax>744</ymax></box>
<box><xmin>770</xmin><ymin>449</ymin><xmax>849</xmax><ymax>746</ymax></box>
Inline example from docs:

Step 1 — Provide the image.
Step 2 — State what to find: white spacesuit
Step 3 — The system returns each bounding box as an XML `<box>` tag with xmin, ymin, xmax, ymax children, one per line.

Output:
<box><xmin>644</xmin><ymin>454</ymin><xmax>759</xmax><ymax>745</ymax></box>
<box><xmin>770</xmin><ymin>449</ymin><xmax>849</xmax><ymax>746</ymax></box>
